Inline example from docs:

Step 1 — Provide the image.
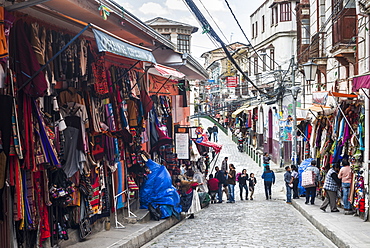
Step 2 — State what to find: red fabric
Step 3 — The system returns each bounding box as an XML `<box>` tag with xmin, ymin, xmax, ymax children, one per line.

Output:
<box><xmin>208</xmin><ymin>178</ymin><xmax>219</xmax><ymax>191</ymax></box>
<box><xmin>13</xmin><ymin>20</ymin><xmax>47</xmax><ymax>97</ymax></box>
<box><xmin>192</xmin><ymin>133</ymin><xmax>222</xmax><ymax>153</ymax></box>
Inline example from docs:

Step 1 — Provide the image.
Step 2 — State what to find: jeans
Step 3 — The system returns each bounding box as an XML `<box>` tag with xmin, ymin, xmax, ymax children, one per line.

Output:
<box><xmin>305</xmin><ymin>186</ymin><xmax>316</xmax><ymax>204</ymax></box>
<box><xmin>213</xmin><ymin>132</ymin><xmax>218</xmax><ymax>142</ymax></box>
<box><xmin>228</xmin><ymin>184</ymin><xmax>235</xmax><ymax>202</ymax></box>
<box><xmin>217</xmin><ymin>183</ymin><xmax>223</xmax><ymax>202</ymax></box>
<box><xmin>239</xmin><ymin>184</ymin><xmax>248</xmax><ymax>200</ymax></box>
<box><xmin>342</xmin><ymin>182</ymin><xmax>351</xmax><ymax>210</ymax></box>
<box><xmin>264</xmin><ymin>181</ymin><xmax>272</xmax><ymax>199</ymax></box>
<box><xmin>286</xmin><ymin>184</ymin><xmax>292</xmax><ymax>202</ymax></box>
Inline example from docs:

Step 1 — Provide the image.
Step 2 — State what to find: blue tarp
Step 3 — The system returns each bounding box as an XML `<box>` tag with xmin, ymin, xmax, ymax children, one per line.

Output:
<box><xmin>140</xmin><ymin>159</ymin><xmax>181</xmax><ymax>218</ymax></box>
<box><xmin>298</xmin><ymin>158</ymin><xmax>315</xmax><ymax>195</ymax></box>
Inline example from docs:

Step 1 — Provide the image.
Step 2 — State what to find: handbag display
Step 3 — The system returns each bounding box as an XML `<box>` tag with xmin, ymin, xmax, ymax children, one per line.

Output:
<box><xmin>301</xmin><ymin>170</ymin><xmax>316</xmax><ymax>188</ymax></box>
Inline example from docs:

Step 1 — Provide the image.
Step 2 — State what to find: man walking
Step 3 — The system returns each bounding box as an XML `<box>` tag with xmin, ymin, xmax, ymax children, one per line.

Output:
<box><xmin>284</xmin><ymin>166</ymin><xmax>293</xmax><ymax>204</ymax></box>
<box><xmin>338</xmin><ymin>159</ymin><xmax>353</xmax><ymax>214</ymax></box>
<box><xmin>320</xmin><ymin>163</ymin><xmax>341</xmax><ymax>212</ymax></box>
<box><xmin>213</xmin><ymin>124</ymin><xmax>219</xmax><ymax>142</ymax></box>
<box><xmin>304</xmin><ymin>160</ymin><xmax>320</xmax><ymax>205</ymax></box>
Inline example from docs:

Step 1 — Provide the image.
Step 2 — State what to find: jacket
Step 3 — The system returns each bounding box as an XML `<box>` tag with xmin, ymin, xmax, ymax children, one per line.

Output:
<box><xmin>215</xmin><ymin>170</ymin><xmax>226</xmax><ymax>184</ymax></box>
<box><xmin>208</xmin><ymin>178</ymin><xmax>219</xmax><ymax>192</ymax></box>
<box><xmin>227</xmin><ymin>170</ymin><xmax>236</xmax><ymax>185</ymax></box>
<box><xmin>323</xmin><ymin>168</ymin><xmax>341</xmax><ymax>191</ymax></box>
<box><xmin>238</xmin><ymin>173</ymin><xmax>249</xmax><ymax>185</ymax></box>
<box><xmin>262</xmin><ymin>170</ymin><xmax>275</xmax><ymax>183</ymax></box>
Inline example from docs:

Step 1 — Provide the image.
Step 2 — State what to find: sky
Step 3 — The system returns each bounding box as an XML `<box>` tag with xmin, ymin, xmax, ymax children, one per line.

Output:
<box><xmin>115</xmin><ymin>0</ymin><xmax>264</xmax><ymax>62</ymax></box>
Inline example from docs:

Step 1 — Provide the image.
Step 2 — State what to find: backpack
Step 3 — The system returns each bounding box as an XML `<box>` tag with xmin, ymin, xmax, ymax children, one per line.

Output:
<box><xmin>236</xmin><ymin>173</ymin><xmax>241</xmax><ymax>182</ymax></box>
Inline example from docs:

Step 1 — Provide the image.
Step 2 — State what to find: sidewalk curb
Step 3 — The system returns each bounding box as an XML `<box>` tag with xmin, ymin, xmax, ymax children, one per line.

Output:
<box><xmin>108</xmin><ymin>217</ymin><xmax>181</xmax><ymax>248</ymax></box>
<box><xmin>292</xmin><ymin>200</ymin><xmax>350</xmax><ymax>248</ymax></box>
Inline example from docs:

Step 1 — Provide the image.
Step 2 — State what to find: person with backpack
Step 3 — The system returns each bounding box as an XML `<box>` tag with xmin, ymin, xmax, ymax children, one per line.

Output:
<box><xmin>262</xmin><ymin>165</ymin><xmax>275</xmax><ymax>200</ymax></box>
<box><xmin>238</xmin><ymin>169</ymin><xmax>249</xmax><ymax>200</ymax></box>
<box><xmin>304</xmin><ymin>160</ymin><xmax>320</xmax><ymax>205</ymax></box>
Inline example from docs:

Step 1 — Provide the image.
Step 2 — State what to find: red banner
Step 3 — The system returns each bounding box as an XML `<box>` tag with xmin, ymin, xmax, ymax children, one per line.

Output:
<box><xmin>226</xmin><ymin>76</ymin><xmax>238</xmax><ymax>87</ymax></box>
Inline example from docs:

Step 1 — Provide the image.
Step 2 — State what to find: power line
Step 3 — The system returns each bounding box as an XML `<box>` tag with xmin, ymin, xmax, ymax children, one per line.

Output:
<box><xmin>223</xmin><ymin>0</ymin><xmax>277</xmax><ymax>71</ymax></box>
<box><xmin>182</xmin><ymin>0</ymin><xmax>277</xmax><ymax>98</ymax></box>
<box><xmin>197</xmin><ymin>0</ymin><xmax>230</xmax><ymax>44</ymax></box>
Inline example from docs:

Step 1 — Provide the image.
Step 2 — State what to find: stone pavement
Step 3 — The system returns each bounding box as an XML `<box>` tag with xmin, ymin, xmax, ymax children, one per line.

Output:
<box><xmin>142</xmin><ymin>118</ymin><xmax>337</xmax><ymax>248</ymax></box>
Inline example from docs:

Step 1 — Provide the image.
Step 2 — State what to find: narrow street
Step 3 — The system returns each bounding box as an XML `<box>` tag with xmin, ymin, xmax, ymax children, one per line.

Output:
<box><xmin>143</xmin><ymin>118</ymin><xmax>337</xmax><ymax>248</ymax></box>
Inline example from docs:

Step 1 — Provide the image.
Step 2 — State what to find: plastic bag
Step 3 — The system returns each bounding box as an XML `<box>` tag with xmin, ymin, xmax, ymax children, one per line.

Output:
<box><xmin>140</xmin><ymin>159</ymin><xmax>182</xmax><ymax>218</ymax></box>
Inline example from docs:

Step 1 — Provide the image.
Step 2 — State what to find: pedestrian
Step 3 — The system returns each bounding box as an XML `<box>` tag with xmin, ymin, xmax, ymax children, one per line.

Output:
<box><xmin>304</xmin><ymin>160</ymin><xmax>320</xmax><ymax>205</ymax></box>
<box><xmin>320</xmin><ymin>163</ymin><xmax>341</xmax><ymax>212</ymax></box>
<box><xmin>213</xmin><ymin>124</ymin><xmax>219</xmax><ymax>142</ymax></box>
<box><xmin>284</xmin><ymin>166</ymin><xmax>293</xmax><ymax>204</ymax></box>
<box><xmin>215</xmin><ymin>166</ymin><xmax>226</xmax><ymax>203</ymax></box>
<box><xmin>263</xmin><ymin>152</ymin><xmax>271</xmax><ymax>171</ymax></box>
<box><xmin>227</xmin><ymin>164</ymin><xmax>236</xmax><ymax>203</ymax></box>
<box><xmin>175</xmin><ymin>179</ymin><xmax>202</xmax><ymax>219</ymax></box>
<box><xmin>207</xmin><ymin>126</ymin><xmax>213</xmax><ymax>141</ymax></box>
<box><xmin>215</xmin><ymin>113</ymin><xmax>221</xmax><ymax>122</ymax></box>
<box><xmin>221</xmin><ymin>157</ymin><xmax>228</xmax><ymax>173</ymax></box>
<box><xmin>238</xmin><ymin>169</ymin><xmax>249</xmax><ymax>200</ymax></box>
<box><xmin>338</xmin><ymin>159</ymin><xmax>354</xmax><ymax>215</ymax></box>
<box><xmin>248</xmin><ymin>173</ymin><xmax>257</xmax><ymax>200</ymax></box>
<box><xmin>207</xmin><ymin>174</ymin><xmax>219</xmax><ymax>204</ymax></box>
<box><xmin>262</xmin><ymin>165</ymin><xmax>275</xmax><ymax>200</ymax></box>
<box><xmin>224</xmin><ymin>116</ymin><xmax>229</xmax><ymax>127</ymax></box>
<box><xmin>291</xmin><ymin>165</ymin><xmax>299</xmax><ymax>199</ymax></box>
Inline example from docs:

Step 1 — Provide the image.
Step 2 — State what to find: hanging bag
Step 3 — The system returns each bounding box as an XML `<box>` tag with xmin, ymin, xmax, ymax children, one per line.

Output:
<box><xmin>301</xmin><ymin>170</ymin><xmax>316</xmax><ymax>188</ymax></box>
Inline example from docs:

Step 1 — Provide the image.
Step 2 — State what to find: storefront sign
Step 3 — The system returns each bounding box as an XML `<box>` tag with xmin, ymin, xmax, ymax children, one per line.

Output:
<box><xmin>93</xmin><ymin>29</ymin><xmax>156</xmax><ymax>63</ymax></box>
<box><xmin>226</xmin><ymin>76</ymin><xmax>238</xmax><ymax>87</ymax></box>
<box><xmin>175</xmin><ymin>133</ymin><xmax>189</xmax><ymax>159</ymax></box>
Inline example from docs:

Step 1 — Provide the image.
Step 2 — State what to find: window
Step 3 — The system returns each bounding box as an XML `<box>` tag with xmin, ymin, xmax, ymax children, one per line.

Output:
<box><xmin>262</xmin><ymin>15</ymin><xmax>265</xmax><ymax>33</ymax></box>
<box><xmin>162</xmin><ymin>34</ymin><xmax>171</xmax><ymax>41</ymax></box>
<box><xmin>272</xmin><ymin>7</ymin><xmax>278</xmax><ymax>25</ymax></box>
<box><xmin>177</xmin><ymin>34</ymin><xmax>190</xmax><ymax>53</ymax></box>
<box><xmin>262</xmin><ymin>54</ymin><xmax>266</xmax><ymax>71</ymax></box>
<box><xmin>252</xmin><ymin>23</ymin><xmax>255</xmax><ymax>38</ymax></box>
<box><xmin>270</xmin><ymin>49</ymin><xmax>275</xmax><ymax>70</ymax></box>
<box><xmin>254</xmin><ymin>57</ymin><xmax>258</xmax><ymax>75</ymax></box>
<box><xmin>280</xmin><ymin>2</ymin><xmax>292</xmax><ymax>22</ymax></box>
<box><xmin>255</xmin><ymin>21</ymin><xmax>258</xmax><ymax>37</ymax></box>
<box><xmin>319</xmin><ymin>0</ymin><xmax>326</xmax><ymax>27</ymax></box>
<box><xmin>301</xmin><ymin>19</ymin><xmax>310</xmax><ymax>44</ymax></box>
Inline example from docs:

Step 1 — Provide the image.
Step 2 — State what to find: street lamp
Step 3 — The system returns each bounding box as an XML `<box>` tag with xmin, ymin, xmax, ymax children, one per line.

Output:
<box><xmin>288</xmin><ymin>86</ymin><xmax>301</xmax><ymax>167</ymax></box>
<box><xmin>302</xmin><ymin>61</ymin><xmax>318</xmax><ymax>81</ymax></box>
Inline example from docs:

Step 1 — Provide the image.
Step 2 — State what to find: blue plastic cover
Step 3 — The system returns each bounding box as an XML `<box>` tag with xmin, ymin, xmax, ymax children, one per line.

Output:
<box><xmin>298</xmin><ymin>158</ymin><xmax>315</xmax><ymax>195</ymax></box>
<box><xmin>140</xmin><ymin>159</ymin><xmax>182</xmax><ymax>218</ymax></box>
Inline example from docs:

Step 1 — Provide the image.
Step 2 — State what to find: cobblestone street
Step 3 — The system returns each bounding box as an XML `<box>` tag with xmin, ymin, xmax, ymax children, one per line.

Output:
<box><xmin>143</xmin><ymin>118</ymin><xmax>337</xmax><ymax>248</ymax></box>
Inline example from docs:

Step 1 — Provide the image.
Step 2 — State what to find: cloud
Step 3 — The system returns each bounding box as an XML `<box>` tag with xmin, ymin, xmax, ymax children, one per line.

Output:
<box><xmin>165</xmin><ymin>0</ymin><xmax>188</xmax><ymax>11</ymax></box>
<box><xmin>139</xmin><ymin>2</ymin><xmax>169</xmax><ymax>15</ymax></box>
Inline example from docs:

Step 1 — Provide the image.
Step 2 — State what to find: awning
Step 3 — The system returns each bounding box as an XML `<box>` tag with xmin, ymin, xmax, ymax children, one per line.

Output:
<box><xmin>231</xmin><ymin>104</ymin><xmax>250</xmax><ymax>118</ymax></box>
<box><xmin>92</xmin><ymin>28</ymin><xmax>156</xmax><ymax>63</ymax></box>
<box><xmin>304</xmin><ymin>105</ymin><xmax>332</xmax><ymax>112</ymax></box>
<box><xmin>193</xmin><ymin>133</ymin><xmax>222</xmax><ymax>153</ymax></box>
<box><xmin>153</xmin><ymin>64</ymin><xmax>185</xmax><ymax>78</ymax></box>
<box><xmin>353</xmin><ymin>73</ymin><xmax>370</xmax><ymax>92</ymax></box>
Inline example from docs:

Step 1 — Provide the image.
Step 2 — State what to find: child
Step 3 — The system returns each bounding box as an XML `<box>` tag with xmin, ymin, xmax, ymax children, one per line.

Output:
<box><xmin>248</xmin><ymin>173</ymin><xmax>257</xmax><ymax>200</ymax></box>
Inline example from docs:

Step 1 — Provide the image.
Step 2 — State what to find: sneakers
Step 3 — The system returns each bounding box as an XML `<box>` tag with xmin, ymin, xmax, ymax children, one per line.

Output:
<box><xmin>331</xmin><ymin>209</ymin><xmax>340</xmax><ymax>212</ymax></box>
<box><xmin>286</xmin><ymin>202</ymin><xmax>292</xmax><ymax>204</ymax></box>
<box><xmin>320</xmin><ymin>207</ymin><xmax>326</xmax><ymax>212</ymax></box>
